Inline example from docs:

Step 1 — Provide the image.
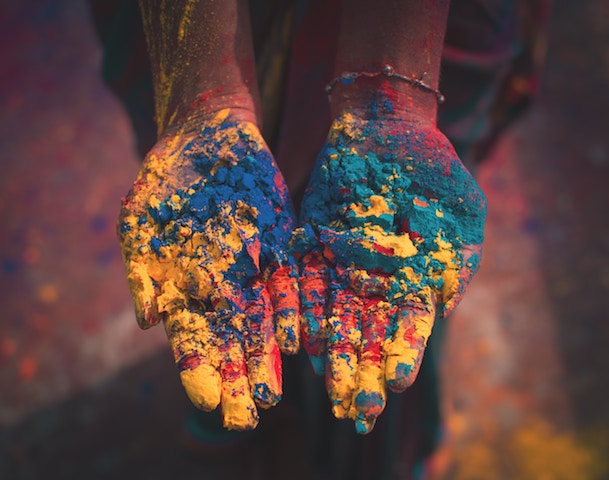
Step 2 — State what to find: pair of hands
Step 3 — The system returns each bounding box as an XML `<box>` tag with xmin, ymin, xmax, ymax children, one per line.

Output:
<box><xmin>118</xmin><ymin>108</ymin><xmax>486</xmax><ymax>433</ymax></box>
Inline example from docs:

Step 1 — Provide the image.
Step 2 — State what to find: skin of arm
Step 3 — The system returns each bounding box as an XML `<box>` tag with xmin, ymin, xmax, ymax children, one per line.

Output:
<box><xmin>138</xmin><ymin>0</ymin><xmax>261</xmax><ymax>133</ymax></box>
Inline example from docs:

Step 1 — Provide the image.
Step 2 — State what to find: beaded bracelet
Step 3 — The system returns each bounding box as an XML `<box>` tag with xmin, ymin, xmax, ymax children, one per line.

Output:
<box><xmin>325</xmin><ymin>64</ymin><xmax>445</xmax><ymax>104</ymax></box>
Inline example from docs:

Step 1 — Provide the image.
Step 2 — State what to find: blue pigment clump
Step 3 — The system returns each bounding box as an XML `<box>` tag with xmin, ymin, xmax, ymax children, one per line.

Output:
<box><xmin>133</xmin><ymin>119</ymin><xmax>296</xmax><ymax>328</ymax></box>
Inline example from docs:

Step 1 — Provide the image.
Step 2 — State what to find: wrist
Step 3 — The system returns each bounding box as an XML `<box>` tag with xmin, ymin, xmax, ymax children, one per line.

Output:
<box><xmin>328</xmin><ymin>77</ymin><xmax>439</xmax><ymax>127</ymax></box>
<box><xmin>160</xmin><ymin>90</ymin><xmax>261</xmax><ymax>140</ymax></box>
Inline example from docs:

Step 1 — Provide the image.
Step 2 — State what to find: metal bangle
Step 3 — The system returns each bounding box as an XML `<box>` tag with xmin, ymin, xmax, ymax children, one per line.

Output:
<box><xmin>325</xmin><ymin>64</ymin><xmax>445</xmax><ymax>104</ymax></box>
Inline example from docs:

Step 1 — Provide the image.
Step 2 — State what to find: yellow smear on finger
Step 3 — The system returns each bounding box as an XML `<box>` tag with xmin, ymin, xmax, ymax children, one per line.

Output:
<box><xmin>164</xmin><ymin>311</ymin><xmax>215</xmax><ymax>363</ymax></box>
<box><xmin>222</xmin><ymin>376</ymin><xmax>258</xmax><ymax>430</ymax></box>
<box><xmin>127</xmin><ymin>261</ymin><xmax>156</xmax><ymax>317</ymax></box>
<box><xmin>221</xmin><ymin>343</ymin><xmax>259</xmax><ymax>430</ymax></box>
<box><xmin>181</xmin><ymin>364</ymin><xmax>221</xmax><ymax>411</ymax></box>
<box><xmin>411</xmin><ymin>286</ymin><xmax>435</xmax><ymax>341</ymax></box>
<box><xmin>157</xmin><ymin>280</ymin><xmax>187</xmax><ymax>314</ymax></box>
<box><xmin>164</xmin><ymin>311</ymin><xmax>221</xmax><ymax>411</ymax></box>
<box><xmin>327</xmin><ymin>346</ymin><xmax>357</xmax><ymax>419</ymax></box>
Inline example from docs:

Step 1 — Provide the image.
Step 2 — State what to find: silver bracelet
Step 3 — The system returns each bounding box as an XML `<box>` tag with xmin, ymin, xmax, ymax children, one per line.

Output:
<box><xmin>325</xmin><ymin>64</ymin><xmax>445</xmax><ymax>104</ymax></box>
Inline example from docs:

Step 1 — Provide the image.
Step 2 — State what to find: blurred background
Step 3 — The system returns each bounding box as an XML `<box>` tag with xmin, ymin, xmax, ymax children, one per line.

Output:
<box><xmin>1</xmin><ymin>0</ymin><xmax>608</xmax><ymax>478</ymax></box>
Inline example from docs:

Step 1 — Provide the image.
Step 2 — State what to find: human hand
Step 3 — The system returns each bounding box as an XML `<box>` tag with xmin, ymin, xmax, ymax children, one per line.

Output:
<box><xmin>293</xmin><ymin>111</ymin><xmax>486</xmax><ymax>433</ymax></box>
<box><xmin>118</xmin><ymin>109</ymin><xmax>299</xmax><ymax>430</ymax></box>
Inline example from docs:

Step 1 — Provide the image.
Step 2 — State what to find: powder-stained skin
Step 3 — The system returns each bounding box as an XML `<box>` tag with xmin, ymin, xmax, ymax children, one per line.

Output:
<box><xmin>118</xmin><ymin>109</ymin><xmax>299</xmax><ymax>431</ymax></box>
<box><xmin>293</xmin><ymin>108</ymin><xmax>487</xmax><ymax>434</ymax></box>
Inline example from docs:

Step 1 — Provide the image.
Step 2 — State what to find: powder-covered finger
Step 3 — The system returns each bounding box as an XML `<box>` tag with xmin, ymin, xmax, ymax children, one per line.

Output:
<box><xmin>220</xmin><ymin>337</ymin><xmax>260</xmax><ymax>430</ymax></box>
<box><xmin>127</xmin><ymin>261</ymin><xmax>161</xmax><ymax>329</ymax></box>
<box><xmin>268</xmin><ymin>264</ymin><xmax>300</xmax><ymax>355</ymax></box>
<box><xmin>299</xmin><ymin>252</ymin><xmax>331</xmax><ymax>374</ymax></box>
<box><xmin>384</xmin><ymin>290</ymin><xmax>436</xmax><ymax>393</ymax></box>
<box><xmin>164</xmin><ymin>310</ymin><xmax>222</xmax><ymax>411</ymax></box>
<box><xmin>349</xmin><ymin>299</ymin><xmax>393</xmax><ymax>434</ymax></box>
<box><xmin>244</xmin><ymin>280</ymin><xmax>282</xmax><ymax>408</ymax></box>
<box><xmin>326</xmin><ymin>287</ymin><xmax>361</xmax><ymax>419</ymax></box>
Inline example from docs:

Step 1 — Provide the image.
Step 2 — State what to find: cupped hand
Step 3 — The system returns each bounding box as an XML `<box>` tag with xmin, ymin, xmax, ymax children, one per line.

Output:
<box><xmin>293</xmin><ymin>111</ymin><xmax>486</xmax><ymax>434</ymax></box>
<box><xmin>118</xmin><ymin>109</ymin><xmax>299</xmax><ymax>430</ymax></box>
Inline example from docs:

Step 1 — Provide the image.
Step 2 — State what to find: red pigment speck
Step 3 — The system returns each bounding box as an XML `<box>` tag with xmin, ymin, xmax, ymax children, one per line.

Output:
<box><xmin>322</xmin><ymin>246</ymin><xmax>335</xmax><ymax>262</ymax></box>
<box><xmin>372</xmin><ymin>243</ymin><xmax>394</xmax><ymax>256</ymax></box>
<box><xmin>413</xmin><ymin>197</ymin><xmax>429</xmax><ymax>208</ymax></box>
<box><xmin>339</xmin><ymin>187</ymin><xmax>351</xmax><ymax>195</ymax></box>
<box><xmin>402</xmin><ymin>325</ymin><xmax>417</xmax><ymax>344</ymax></box>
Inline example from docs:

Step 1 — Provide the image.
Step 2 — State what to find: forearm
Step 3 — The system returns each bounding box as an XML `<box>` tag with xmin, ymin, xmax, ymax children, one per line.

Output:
<box><xmin>332</xmin><ymin>0</ymin><xmax>450</xmax><ymax>123</ymax></box>
<box><xmin>138</xmin><ymin>0</ymin><xmax>261</xmax><ymax>135</ymax></box>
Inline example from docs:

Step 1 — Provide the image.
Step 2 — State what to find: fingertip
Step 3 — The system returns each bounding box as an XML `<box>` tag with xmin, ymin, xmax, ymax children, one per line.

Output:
<box><xmin>179</xmin><ymin>362</ymin><xmax>222</xmax><ymax>411</ymax></box>
<box><xmin>247</xmin><ymin>341</ymin><xmax>283</xmax><ymax>409</ymax></box>
<box><xmin>220</xmin><ymin>341</ymin><xmax>260</xmax><ymax>430</ymax></box>
<box><xmin>350</xmin><ymin>382</ymin><xmax>386</xmax><ymax>433</ymax></box>
<box><xmin>355</xmin><ymin>417</ymin><xmax>376</xmax><ymax>435</ymax></box>
<box><xmin>221</xmin><ymin>375</ymin><xmax>260</xmax><ymax>431</ymax></box>
<box><xmin>326</xmin><ymin>349</ymin><xmax>357</xmax><ymax>419</ymax></box>
<box><xmin>385</xmin><ymin>358</ymin><xmax>416</xmax><ymax>393</ymax></box>
<box><xmin>251</xmin><ymin>382</ymin><xmax>282</xmax><ymax>409</ymax></box>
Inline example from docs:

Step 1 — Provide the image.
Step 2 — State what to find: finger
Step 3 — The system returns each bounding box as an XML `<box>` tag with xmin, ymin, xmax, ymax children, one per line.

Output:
<box><xmin>384</xmin><ymin>288</ymin><xmax>436</xmax><ymax>393</ymax></box>
<box><xmin>268</xmin><ymin>264</ymin><xmax>300</xmax><ymax>355</ymax></box>
<box><xmin>164</xmin><ymin>309</ymin><xmax>222</xmax><ymax>412</ymax></box>
<box><xmin>244</xmin><ymin>280</ymin><xmax>282</xmax><ymax>408</ymax></box>
<box><xmin>326</xmin><ymin>286</ymin><xmax>361</xmax><ymax>419</ymax></box>
<box><xmin>349</xmin><ymin>299</ymin><xmax>394</xmax><ymax>434</ymax></box>
<box><xmin>219</xmin><ymin>332</ymin><xmax>260</xmax><ymax>430</ymax></box>
<box><xmin>299</xmin><ymin>252</ymin><xmax>331</xmax><ymax>374</ymax></box>
<box><xmin>127</xmin><ymin>260</ymin><xmax>161</xmax><ymax>329</ymax></box>
<box><xmin>208</xmin><ymin>284</ymin><xmax>259</xmax><ymax>429</ymax></box>
<box><xmin>442</xmin><ymin>244</ymin><xmax>483</xmax><ymax>316</ymax></box>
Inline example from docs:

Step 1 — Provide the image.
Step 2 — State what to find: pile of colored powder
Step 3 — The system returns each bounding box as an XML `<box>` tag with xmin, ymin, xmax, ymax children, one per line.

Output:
<box><xmin>121</xmin><ymin>114</ymin><xmax>294</xmax><ymax>314</ymax></box>
<box><xmin>295</xmin><ymin>110</ymin><xmax>486</xmax><ymax>312</ymax></box>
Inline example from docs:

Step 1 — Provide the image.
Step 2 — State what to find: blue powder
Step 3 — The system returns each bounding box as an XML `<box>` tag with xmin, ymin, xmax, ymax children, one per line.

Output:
<box><xmin>131</xmin><ymin>119</ymin><xmax>296</xmax><ymax>338</ymax></box>
<box><xmin>295</xmin><ymin>112</ymin><xmax>487</xmax><ymax>306</ymax></box>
